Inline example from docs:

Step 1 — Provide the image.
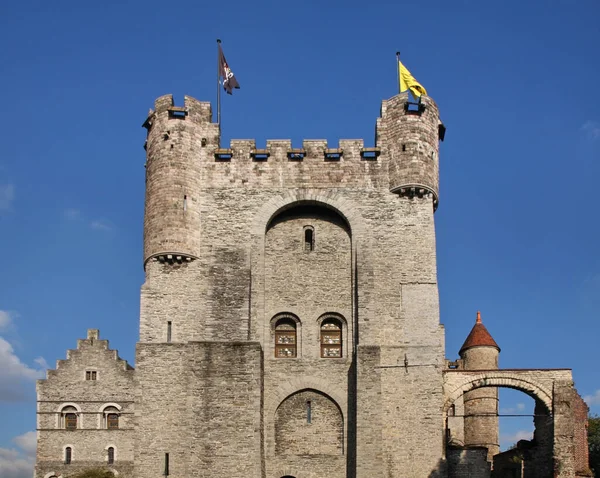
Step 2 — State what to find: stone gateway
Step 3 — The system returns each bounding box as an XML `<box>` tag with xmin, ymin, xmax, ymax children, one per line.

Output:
<box><xmin>35</xmin><ymin>92</ymin><xmax>590</xmax><ymax>477</ymax></box>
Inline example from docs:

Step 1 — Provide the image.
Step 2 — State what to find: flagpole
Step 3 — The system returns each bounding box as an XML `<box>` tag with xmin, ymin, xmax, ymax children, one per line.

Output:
<box><xmin>217</xmin><ymin>39</ymin><xmax>222</xmax><ymax>128</ymax></box>
<box><xmin>396</xmin><ymin>51</ymin><xmax>401</xmax><ymax>94</ymax></box>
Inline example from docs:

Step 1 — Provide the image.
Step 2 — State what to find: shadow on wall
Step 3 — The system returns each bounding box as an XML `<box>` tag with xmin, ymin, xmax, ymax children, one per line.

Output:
<box><xmin>428</xmin><ymin>459</ymin><xmax>449</xmax><ymax>478</ymax></box>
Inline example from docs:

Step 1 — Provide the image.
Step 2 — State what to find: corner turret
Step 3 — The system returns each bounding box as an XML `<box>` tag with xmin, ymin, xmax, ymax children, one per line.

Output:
<box><xmin>142</xmin><ymin>94</ymin><xmax>220</xmax><ymax>268</ymax></box>
<box><xmin>460</xmin><ymin>311</ymin><xmax>500</xmax><ymax>460</ymax></box>
<box><xmin>377</xmin><ymin>92</ymin><xmax>444</xmax><ymax>209</ymax></box>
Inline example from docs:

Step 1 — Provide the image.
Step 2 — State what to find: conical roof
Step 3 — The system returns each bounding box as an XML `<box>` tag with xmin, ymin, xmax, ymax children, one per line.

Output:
<box><xmin>459</xmin><ymin>311</ymin><xmax>500</xmax><ymax>355</ymax></box>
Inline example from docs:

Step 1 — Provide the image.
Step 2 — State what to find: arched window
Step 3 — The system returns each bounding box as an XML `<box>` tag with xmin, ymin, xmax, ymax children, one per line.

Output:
<box><xmin>320</xmin><ymin>319</ymin><xmax>342</xmax><ymax>358</ymax></box>
<box><xmin>303</xmin><ymin>225</ymin><xmax>315</xmax><ymax>252</ymax></box>
<box><xmin>103</xmin><ymin>406</ymin><xmax>120</xmax><ymax>429</ymax></box>
<box><xmin>61</xmin><ymin>406</ymin><xmax>78</xmax><ymax>430</ymax></box>
<box><xmin>275</xmin><ymin>318</ymin><xmax>297</xmax><ymax>358</ymax></box>
<box><xmin>107</xmin><ymin>446</ymin><xmax>115</xmax><ymax>464</ymax></box>
<box><xmin>65</xmin><ymin>446</ymin><xmax>72</xmax><ymax>464</ymax></box>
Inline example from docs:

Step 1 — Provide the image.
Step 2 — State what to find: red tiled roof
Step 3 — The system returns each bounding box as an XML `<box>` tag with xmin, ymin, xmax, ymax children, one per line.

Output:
<box><xmin>459</xmin><ymin>311</ymin><xmax>500</xmax><ymax>355</ymax></box>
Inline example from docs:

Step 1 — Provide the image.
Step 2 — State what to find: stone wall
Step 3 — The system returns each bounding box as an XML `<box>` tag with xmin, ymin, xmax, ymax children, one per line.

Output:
<box><xmin>134</xmin><ymin>341</ymin><xmax>263</xmax><ymax>478</ymax></box>
<box><xmin>447</xmin><ymin>446</ymin><xmax>491</xmax><ymax>478</ymax></box>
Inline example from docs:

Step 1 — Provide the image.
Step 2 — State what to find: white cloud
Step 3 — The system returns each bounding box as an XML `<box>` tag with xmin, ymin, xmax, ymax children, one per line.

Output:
<box><xmin>500</xmin><ymin>402</ymin><xmax>526</xmax><ymax>414</ymax></box>
<box><xmin>500</xmin><ymin>429</ymin><xmax>533</xmax><ymax>447</ymax></box>
<box><xmin>12</xmin><ymin>432</ymin><xmax>36</xmax><ymax>457</ymax></box>
<box><xmin>90</xmin><ymin>219</ymin><xmax>114</xmax><ymax>232</ymax></box>
<box><xmin>64</xmin><ymin>208</ymin><xmax>81</xmax><ymax>220</ymax></box>
<box><xmin>33</xmin><ymin>357</ymin><xmax>49</xmax><ymax>369</ymax></box>
<box><xmin>0</xmin><ymin>432</ymin><xmax>36</xmax><ymax>478</ymax></box>
<box><xmin>0</xmin><ymin>310</ymin><xmax>13</xmax><ymax>330</ymax></box>
<box><xmin>584</xmin><ymin>390</ymin><xmax>600</xmax><ymax>406</ymax></box>
<box><xmin>582</xmin><ymin>121</ymin><xmax>600</xmax><ymax>141</ymax></box>
<box><xmin>0</xmin><ymin>337</ymin><xmax>46</xmax><ymax>402</ymax></box>
<box><xmin>0</xmin><ymin>184</ymin><xmax>15</xmax><ymax>210</ymax></box>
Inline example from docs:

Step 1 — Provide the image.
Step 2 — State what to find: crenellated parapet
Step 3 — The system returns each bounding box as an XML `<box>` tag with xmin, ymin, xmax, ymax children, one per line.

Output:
<box><xmin>141</xmin><ymin>92</ymin><xmax>445</xmax><ymax>267</ymax></box>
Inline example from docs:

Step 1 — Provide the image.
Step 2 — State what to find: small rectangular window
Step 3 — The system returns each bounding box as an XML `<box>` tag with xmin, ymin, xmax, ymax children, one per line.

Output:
<box><xmin>86</xmin><ymin>370</ymin><xmax>97</xmax><ymax>380</ymax></box>
<box><xmin>167</xmin><ymin>321</ymin><xmax>172</xmax><ymax>343</ymax></box>
<box><xmin>306</xmin><ymin>400</ymin><xmax>312</xmax><ymax>424</ymax></box>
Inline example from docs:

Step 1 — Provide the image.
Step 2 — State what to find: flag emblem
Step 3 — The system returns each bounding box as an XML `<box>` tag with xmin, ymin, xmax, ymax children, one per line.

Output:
<box><xmin>218</xmin><ymin>44</ymin><xmax>240</xmax><ymax>95</ymax></box>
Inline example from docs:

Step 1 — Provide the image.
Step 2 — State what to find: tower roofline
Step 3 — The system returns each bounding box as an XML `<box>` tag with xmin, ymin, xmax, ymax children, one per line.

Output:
<box><xmin>459</xmin><ymin>310</ymin><xmax>500</xmax><ymax>355</ymax></box>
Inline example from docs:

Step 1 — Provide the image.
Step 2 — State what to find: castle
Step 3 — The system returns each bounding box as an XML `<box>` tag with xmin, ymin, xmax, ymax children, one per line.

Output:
<box><xmin>35</xmin><ymin>92</ymin><xmax>590</xmax><ymax>477</ymax></box>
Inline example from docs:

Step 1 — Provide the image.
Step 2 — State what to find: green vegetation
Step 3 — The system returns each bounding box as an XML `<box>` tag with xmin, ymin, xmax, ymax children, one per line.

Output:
<box><xmin>590</xmin><ymin>414</ymin><xmax>600</xmax><ymax>476</ymax></box>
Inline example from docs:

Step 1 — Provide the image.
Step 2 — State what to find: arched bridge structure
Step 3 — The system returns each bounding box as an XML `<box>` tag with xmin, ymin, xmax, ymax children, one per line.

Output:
<box><xmin>443</xmin><ymin>368</ymin><xmax>582</xmax><ymax>478</ymax></box>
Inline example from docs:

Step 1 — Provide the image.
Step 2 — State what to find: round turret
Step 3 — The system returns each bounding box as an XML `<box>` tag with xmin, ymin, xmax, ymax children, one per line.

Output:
<box><xmin>378</xmin><ymin>92</ymin><xmax>442</xmax><ymax>209</ymax></box>
<box><xmin>142</xmin><ymin>94</ymin><xmax>219</xmax><ymax>267</ymax></box>
<box><xmin>460</xmin><ymin>311</ymin><xmax>500</xmax><ymax>460</ymax></box>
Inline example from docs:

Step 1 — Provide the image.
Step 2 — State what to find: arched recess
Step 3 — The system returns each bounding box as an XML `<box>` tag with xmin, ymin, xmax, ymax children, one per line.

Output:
<box><xmin>248</xmin><ymin>190</ymin><xmax>373</xmax><ymax>345</ymax></box>
<box><xmin>443</xmin><ymin>373</ymin><xmax>557</xmax><ymax>477</ymax></box>
<box><xmin>443</xmin><ymin>375</ymin><xmax>553</xmax><ymax>414</ymax></box>
<box><xmin>262</xmin><ymin>201</ymin><xmax>353</xmax><ymax>359</ymax></box>
<box><xmin>275</xmin><ymin>388</ymin><xmax>344</xmax><ymax>456</ymax></box>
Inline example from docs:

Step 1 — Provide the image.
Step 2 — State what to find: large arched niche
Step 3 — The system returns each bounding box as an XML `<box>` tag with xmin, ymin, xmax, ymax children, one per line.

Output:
<box><xmin>275</xmin><ymin>389</ymin><xmax>344</xmax><ymax>456</ymax></box>
<box><xmin>248</xmin><ymin>191</ymin><xmax>373</xmax><ymax>346</ymax></box>
<box><xmin>263</xmin><ymin>203</ymin><xmax>352</xmax><ymax>358</ymax></box>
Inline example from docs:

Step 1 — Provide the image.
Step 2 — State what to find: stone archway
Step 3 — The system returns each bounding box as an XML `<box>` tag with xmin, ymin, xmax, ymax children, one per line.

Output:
<box><xmin>443</xmin><ymin>369</ymin><xmax>579</xmax><ymax>478</ymax></box>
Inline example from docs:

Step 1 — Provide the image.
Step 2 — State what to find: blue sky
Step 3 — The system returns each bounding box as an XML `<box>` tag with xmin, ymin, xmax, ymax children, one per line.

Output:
<box><xmin>0</xmin><ymin>0</ymin><xmax>598</xmax><ymax>474</ymax></box>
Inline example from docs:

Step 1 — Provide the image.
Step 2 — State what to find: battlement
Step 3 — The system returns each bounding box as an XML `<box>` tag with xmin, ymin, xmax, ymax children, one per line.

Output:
<box><xmin>143</xmin><ymin>94</ymin><xmax>214</xmax><ymax>130</ymax></box>
<box><xmin>213</xmin><ymin>138</ymin><xmax>380</xmax><ymax>162</ymax></box>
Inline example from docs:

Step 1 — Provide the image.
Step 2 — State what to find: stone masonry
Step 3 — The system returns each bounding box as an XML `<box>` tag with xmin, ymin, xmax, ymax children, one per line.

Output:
<box><xmin>35</xmin><ymin>91</ymin><xmax>589</xmax><ymax>478</ymax></box>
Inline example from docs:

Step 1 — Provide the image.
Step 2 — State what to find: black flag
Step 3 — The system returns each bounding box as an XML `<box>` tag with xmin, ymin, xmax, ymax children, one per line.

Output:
<box><xmin>218</xmin><ymin>44</ymin><xmax>240</xmax><ymax>95</ymax></box>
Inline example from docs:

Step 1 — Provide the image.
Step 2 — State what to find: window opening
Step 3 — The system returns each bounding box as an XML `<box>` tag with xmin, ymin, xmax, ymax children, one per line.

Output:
<box><xmin>303</xmin><ymin>226</ymin><xmax>314</xmax><ymax>252</ymax></box>
<box><xmin>306</xmin><ymin>400</ymin><xmax>312</xmax><ymax>424</ymax></box>
<box><xmin>167</xmin><ymin>321</ymin><xmax>172</xmax><ymax>343</ymax></box>
<box><xmin>164</xmin><ymin>452</ymin><xmax>170</xmax><ymax>476</ymax></box>
<box><xmin>65</xmin><ymin>447</ymin><xmax>72</xmax><ymax>464</ymax></box>
<box><xmin>274</xmin><ymin>319</ymin><xmax>297</xmax><ymax>358</ymax></box>
<box><xmin>321</xmin><ymin>320</ymin><xmax>342</xmax><ymax>358</ymax></box>
<box><xmin>183</xmin><ymin>195</ymin><xmax>187</xmax><ymax>212</ymax></box>
<box><xmin>107</xmin><ymin>413</ymin><xmax>119</xmax><ymax>429</ymax></box>
<box><xmin>86</xmin><ymin>370</ymin><xmax>97</xmax><ymax>380</ymax></box>
<box><xmin>65</xmin><ymin>413</ymin><xmax>77</xmax><ymax>430</ymax></box>
<box><xmin>402</xmin><ymin>144</ymin><xmax>406</xmax><ymax>151</ymax></box>
<box><xmin>108</xmin><ymin>447</ymin><xmax>115</xmax><ymax>464</ymax></box>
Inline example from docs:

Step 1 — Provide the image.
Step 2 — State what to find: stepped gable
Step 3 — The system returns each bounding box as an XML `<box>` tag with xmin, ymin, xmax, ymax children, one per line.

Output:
<box><xmin>42</xmin><ymin>329</ymin><xmax>134</xmax><ymax>379</ymax></box>
<box><xmin>459</xmin><ymin>311</ymin><xmax>500</xmax><ymax>355</ymax></box>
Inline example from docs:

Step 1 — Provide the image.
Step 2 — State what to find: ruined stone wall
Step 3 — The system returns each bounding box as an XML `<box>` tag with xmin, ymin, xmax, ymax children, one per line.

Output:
<box><xmin>35</xmin><ymin>330</ymin><xmax>135</xmax><ymax>478</ymax></box>
<box><xmin>572</xmin><ymin>392</ymin><xmax>592</xmax><ymax>476</ymax></box>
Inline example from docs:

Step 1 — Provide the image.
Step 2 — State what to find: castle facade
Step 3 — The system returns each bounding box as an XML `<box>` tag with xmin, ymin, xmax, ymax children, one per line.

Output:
<box><xmin>35</xmin><ymin>92</ymin><xmax>589</xmax><ymax>478</ymax></box>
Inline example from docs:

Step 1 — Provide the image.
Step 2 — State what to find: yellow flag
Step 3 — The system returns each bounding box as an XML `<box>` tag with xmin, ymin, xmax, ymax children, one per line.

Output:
<box><xmin>399</xmin><ymin>60</ymin><xmax>427</xmax><ymax>98</ymax></box>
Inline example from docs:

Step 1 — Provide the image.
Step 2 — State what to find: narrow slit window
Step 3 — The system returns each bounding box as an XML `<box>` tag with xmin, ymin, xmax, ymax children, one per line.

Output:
<box><xmin>306</xmin><ymin>400</ymin><xmax>312</xmax><ymax>424</ymax></box>
<box><xmin>164</xmin><ymin>453</ymin><xmax>170</xmax><ymax>476</ymax></box>
<box><xmin>167</xmin><ymin>321</ymin><xmax>172</xmax><ymax>343</ymax></box>
<box><xmin>108</xmin><ymin>447</ymin><xmax>115</xmax><ymax>464</ymax></box>
<box><xmin>65</xmin><ymin>447</ymin><xmax>72</xmax><ymax>464</ymax></box>
<box><xmin>402</xmin><ymin>144</ymin><xmax>406</xmax><ymax>151</ymax></box>
<box><xmin>183</xmin><ymin>195</ymin><xmax>187</xmax><ymax>211</ymax></box>
<box><xmin>303</xmin><ymin>226</ymin><xmax>314</xmax><ymax>252</ymax></box>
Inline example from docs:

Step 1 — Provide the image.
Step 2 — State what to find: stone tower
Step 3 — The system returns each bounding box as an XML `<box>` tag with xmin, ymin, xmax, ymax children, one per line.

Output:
<box><xmin>135</xmin><ymin>90</ymin><xmax>446</xmax><ymax>478</ymax></box>
<box><xmin>459</xmin><ymin>311</ymin><xmax>500</xmax><ymax>459</ymax></box>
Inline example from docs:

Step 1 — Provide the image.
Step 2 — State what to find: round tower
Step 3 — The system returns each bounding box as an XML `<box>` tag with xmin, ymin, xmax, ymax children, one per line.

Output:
<box><xmin>142</xmin><ymin>94</ymin><xmax>219</xmax><ymax>267</ymax></box>
<box><xmin>460</xmin><ymin>311</ymin><xmax>501</xmax><ymax>460</ymax></box>
<box><xmin>378</xmin><ymin>92</ymin><xmax>443</xmax><ymax>209</ymax></box>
